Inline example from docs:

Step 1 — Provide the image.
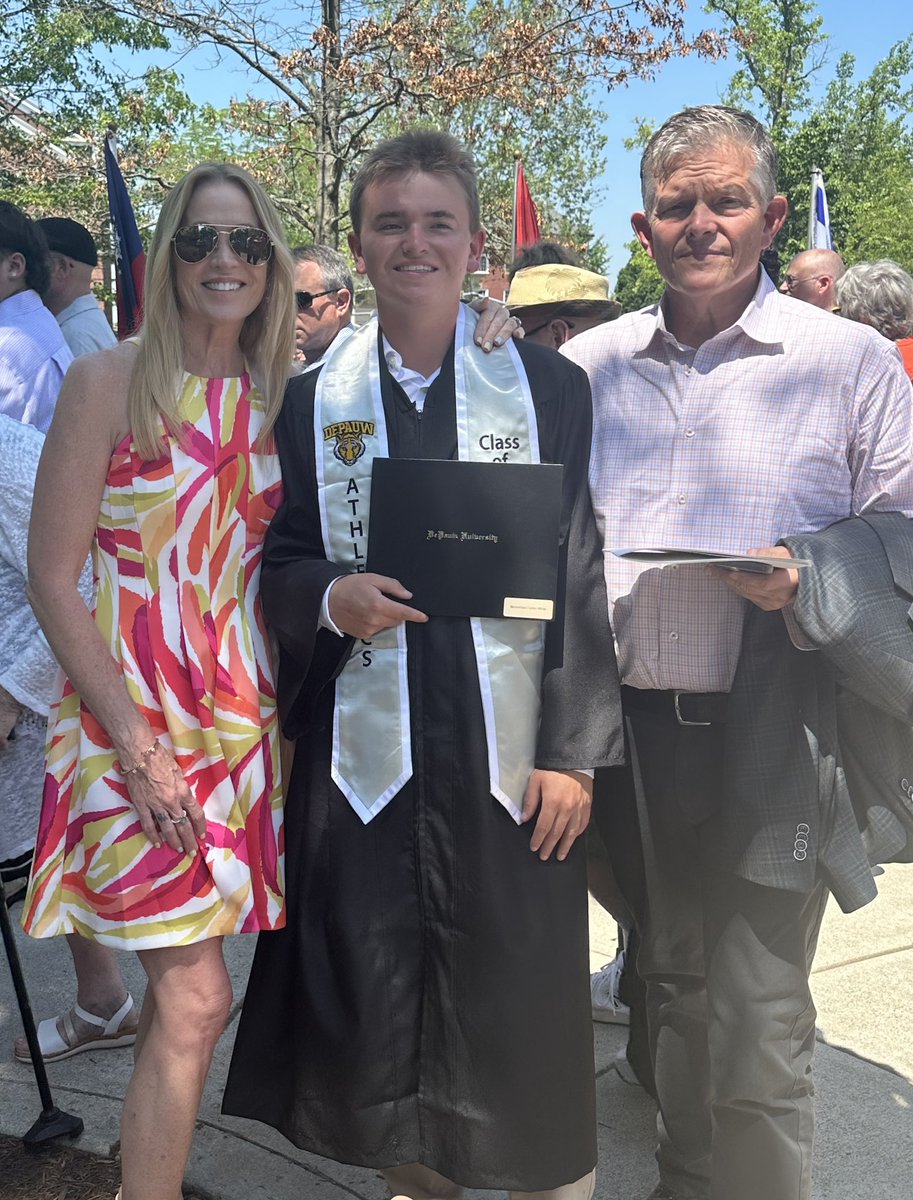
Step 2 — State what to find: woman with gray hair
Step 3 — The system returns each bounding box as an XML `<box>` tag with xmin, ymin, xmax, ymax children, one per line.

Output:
<box><xmin>836</xmin><ymin>259</ymin><xmax>913</xmax><ymax>378</ymax></box>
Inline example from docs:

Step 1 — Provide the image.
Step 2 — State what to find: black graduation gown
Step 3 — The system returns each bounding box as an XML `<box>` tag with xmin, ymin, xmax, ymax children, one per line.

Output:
<box><xmin>223</xmin><ymin>335</ymin><xmax>623</xmax><ymax>1190</ymax></box>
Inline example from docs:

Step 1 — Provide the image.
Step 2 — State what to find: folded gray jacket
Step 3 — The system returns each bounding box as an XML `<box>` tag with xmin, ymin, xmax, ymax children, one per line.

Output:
<box><xmin>704</xmin><ymin>512</ymin><xmax>913</xmax><ymax>913</ymax></box>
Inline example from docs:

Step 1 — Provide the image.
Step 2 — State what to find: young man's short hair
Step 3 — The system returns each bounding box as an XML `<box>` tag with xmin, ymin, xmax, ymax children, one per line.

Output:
<box><xmin>349</xmin><ymin>129</ymin><xmax>481</xmax><ymax>236</ymax></box>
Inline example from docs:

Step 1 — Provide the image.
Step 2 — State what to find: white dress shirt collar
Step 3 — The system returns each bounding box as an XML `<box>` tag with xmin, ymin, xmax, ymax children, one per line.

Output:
<box><xmin>382</xmin><ymin>335</ymin><xmax>441</xmax><ymax>412</ymax></box>
<box><xmin>638</xmin><ymin>270</ymin><xmax>788</xmax><ymax>356</ymax></box>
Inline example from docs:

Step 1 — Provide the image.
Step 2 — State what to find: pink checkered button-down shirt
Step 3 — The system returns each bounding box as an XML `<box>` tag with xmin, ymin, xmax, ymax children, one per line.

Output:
<box><xmin>563</xmin><ymin>271</ymin><xmax>913</xmax><ymax>692</ymax></box>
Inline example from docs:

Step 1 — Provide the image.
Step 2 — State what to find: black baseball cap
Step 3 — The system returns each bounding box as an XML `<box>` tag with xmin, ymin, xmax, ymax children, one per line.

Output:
<box><xmin>36</xmin><ymin>217</ymin><xmax>98</xmax><ymax>267</ymax></box>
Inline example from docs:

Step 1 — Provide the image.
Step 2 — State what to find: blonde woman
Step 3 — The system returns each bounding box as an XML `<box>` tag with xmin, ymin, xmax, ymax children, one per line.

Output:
<box><xmin>22</xmin><ymin>162</ymin><xmax>294</xmax><ymax>1200</ymax></box>
<box><xmin>21</xmin><ymin>158</ymin><xmax>518</xmax><ymax>1198</ymax></box>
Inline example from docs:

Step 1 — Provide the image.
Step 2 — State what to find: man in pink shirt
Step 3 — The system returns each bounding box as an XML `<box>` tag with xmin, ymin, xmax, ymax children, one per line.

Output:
<box><xmin>564</xmin><ymin>105</ymin><xmax>913</xmax><ymax>1200</ymax></box>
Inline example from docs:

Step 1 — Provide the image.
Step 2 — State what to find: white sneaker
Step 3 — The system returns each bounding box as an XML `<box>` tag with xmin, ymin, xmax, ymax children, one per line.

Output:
<box><xmin>590</xmin><ymin>952</ymin><xmax>630</xmax><ymax>1024</ymax></box>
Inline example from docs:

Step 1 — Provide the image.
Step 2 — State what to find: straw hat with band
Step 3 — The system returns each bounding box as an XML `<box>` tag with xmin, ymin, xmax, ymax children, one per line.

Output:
<box><xmin>507</xmin><ymin>264</ymin><xmax>621</xmax><ymax>327</ymax></box>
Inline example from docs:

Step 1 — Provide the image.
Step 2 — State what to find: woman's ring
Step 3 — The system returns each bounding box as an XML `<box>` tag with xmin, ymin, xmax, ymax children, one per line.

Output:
<box><xmin>171</xmin><ymin>812</ymin><xmax>189</xmax><ymax>826</ymax></box>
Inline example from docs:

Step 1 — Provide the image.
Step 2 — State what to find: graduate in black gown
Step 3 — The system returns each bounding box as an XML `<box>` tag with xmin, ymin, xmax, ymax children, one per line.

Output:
<box><xmin>223</xmin><ymin>130</ymin><xmax>623</xmax><ymax>1197</ymax></box>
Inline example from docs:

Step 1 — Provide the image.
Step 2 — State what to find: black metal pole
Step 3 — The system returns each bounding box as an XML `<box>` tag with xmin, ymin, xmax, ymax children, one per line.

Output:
<box><xmin>0</xmin><ymin>877</ymin><xmax>84</xmax><ymax>1148</ymax></box>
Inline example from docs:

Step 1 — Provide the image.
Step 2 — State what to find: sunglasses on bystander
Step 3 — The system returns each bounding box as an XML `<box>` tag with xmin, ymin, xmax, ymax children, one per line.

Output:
<box><xmin>295</xmin><ymin>287</ymin><xmax>340</xmax><ymax>311</ymax></box>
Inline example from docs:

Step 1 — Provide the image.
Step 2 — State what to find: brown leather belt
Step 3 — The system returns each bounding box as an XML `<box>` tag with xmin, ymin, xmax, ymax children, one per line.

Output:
<box><xmin>621</xmin><ymin>686</ymin><xmax>728</xmax><ymax>727</ymax></box>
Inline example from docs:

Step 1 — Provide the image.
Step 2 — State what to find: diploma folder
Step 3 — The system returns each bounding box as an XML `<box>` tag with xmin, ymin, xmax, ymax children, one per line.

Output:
<box><xmin>366</xmin><ymin>458</ymin><xmax>563</xmax><ymax>619</ymax></box>
<box><xmin>611</xmin><ymin>547</ymin><xmax>812</xmax><ymax>573</ymax></box>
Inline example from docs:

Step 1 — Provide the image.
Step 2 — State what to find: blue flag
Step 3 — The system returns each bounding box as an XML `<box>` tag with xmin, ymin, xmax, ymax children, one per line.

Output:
<box><xmin>808</xmin><ymin>169</ymin><xmax>834</xmax><ymax>250</ymax></box>
<box><xmin>104</xmin><ymin>134</ymin><xmax>146</xmax><ymax>337</ymax></box>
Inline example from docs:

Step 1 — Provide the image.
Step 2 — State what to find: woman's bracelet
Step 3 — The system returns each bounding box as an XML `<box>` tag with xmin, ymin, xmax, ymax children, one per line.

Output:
<box><xmin>120</xmin><ymin>739</ymin><xmax>162</xmax><ymax>777</ymax></box>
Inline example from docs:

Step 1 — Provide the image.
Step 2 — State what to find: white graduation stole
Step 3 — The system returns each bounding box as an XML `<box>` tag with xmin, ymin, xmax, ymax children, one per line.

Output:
<box><xmin>315</xmin><ymin>307</ymin><xmax>546</xmax><ymax>824</ymax></box>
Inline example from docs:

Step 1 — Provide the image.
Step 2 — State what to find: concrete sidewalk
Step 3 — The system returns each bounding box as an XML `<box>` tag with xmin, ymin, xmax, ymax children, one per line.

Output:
<box><xmin>2</xmin><ymin>864</ymin><xmax>912</xmax><ymax>1200</ymax></box>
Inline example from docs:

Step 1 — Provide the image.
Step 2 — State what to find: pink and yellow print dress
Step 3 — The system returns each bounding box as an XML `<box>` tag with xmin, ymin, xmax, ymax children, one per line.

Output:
<box><xmin>23</xmin><ymin>374</ymin><xmax>285</xmax><ymax>949</ymax></box>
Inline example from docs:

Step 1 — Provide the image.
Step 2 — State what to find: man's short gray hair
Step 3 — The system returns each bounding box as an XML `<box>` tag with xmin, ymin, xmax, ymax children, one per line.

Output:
<box><xmin>292</xmin><ymin>244</ymin><xmax>355</xmax><ymax>296</ymax></box>
<box><xmin>640</xmin><ymin>105</ymin><xmax>778</xmax><ymax>215</ymax></box>
<box><xmin>836</xmin><ymin>260</ymin><xmax>913</xmax><ymax>341</ymax></box>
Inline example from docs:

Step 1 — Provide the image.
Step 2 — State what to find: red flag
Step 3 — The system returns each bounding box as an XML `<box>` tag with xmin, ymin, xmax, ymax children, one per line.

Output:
<box><xmin>514</xmin><ymin>161</ymin><xmax>540</xmax><ymax>255</ymax></box>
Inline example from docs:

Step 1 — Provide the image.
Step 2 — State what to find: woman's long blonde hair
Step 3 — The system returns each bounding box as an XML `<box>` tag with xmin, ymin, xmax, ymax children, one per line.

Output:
<box><xmin>128</xmin><ymin>162</ymin><xmax>296</xmax><ymax>460</ymax></box>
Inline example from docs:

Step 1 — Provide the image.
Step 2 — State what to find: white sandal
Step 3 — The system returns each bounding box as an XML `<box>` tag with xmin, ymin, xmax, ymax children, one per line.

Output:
<box><xmin>15</xmin><ymin>994</ymin><xmax>138</xmax><ymax>1063</ymax></box>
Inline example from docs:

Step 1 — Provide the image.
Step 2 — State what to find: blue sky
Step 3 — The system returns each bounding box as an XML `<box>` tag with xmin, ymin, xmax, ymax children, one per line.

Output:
<box><xmin>119</xmin><ymin>2</ymin><xmax>910</xmax><ymax>284</ymax></box>
<box><xmin>590</xmin><ymin>2</ymin><xmax>911</xmax><ymax>280</ymax></box>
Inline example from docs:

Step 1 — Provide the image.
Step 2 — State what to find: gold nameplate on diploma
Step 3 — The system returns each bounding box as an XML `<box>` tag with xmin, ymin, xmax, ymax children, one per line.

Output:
<box><xmin>503</xmin><ymin>597</ymin><xmax>555</xmax><ymax>620</ymax></box>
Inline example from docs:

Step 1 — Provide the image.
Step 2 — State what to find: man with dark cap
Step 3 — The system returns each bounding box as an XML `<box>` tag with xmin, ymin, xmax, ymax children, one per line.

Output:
<box><xmin>38</xmin><ymin>217</ymin><xmax>116</xmax><ymax>357</ymax></box>
<box><xmin>508</xmin><ymin>263</ymin><xmax>620</xmax><ymax>350</ymax></box>
<box><xmin>0</xmin><ymin>201</ymin><xmax>72</xmax><ymax>432</ymax></box>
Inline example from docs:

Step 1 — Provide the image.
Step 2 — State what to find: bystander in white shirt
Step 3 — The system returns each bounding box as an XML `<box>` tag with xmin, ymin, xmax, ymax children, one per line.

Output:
<box><xmin>55</xmin><ymin>293</ymin><xmax>117</xmax><ymax>358</ymax></box>
<box><xmin>0</xmin><ymin>289</ymin><xmax>72</xmax><ymax>432</ymax></box>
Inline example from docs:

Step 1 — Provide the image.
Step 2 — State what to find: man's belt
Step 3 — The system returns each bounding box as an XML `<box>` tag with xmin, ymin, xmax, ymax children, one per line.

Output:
<box><xmin>621</xmin><ymin>686</ymin><xmax>728</xmax><ymax>727</ymax></box>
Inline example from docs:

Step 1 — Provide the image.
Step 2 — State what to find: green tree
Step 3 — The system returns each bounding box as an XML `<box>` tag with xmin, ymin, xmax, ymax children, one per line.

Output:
<box><xmin>111</xmin><ymin>0</ymin><xmax>727</xmax><ymax>249</ymax></box>
<box><xmin>614</xmin><ymin>238</ymin><xmax>663</xmax><ymax>312</ymax></box>
<box><xmin>0</xmin><ymin>0</ymin><xmax>170</xmax><ymax>124</ymax></box>
<box><xmin>705</xmin><ymin>0</ymin><xmax>827</xmax><ymax>136</ymax></box>
<box><xmin>778</xmin><ymin>43</ymin><xmax>913</xmax><ymax>270</ymax></box>
<box><xmin>705</xmin><ymin>0</ymin><xmax>913</xmax><ymax>272</ymax></box>
<box><xmin>0</xmin><ymin>75</ymin><xmax>197</xmax><ymax>264</ymax></box>
<box><xmin>0</xmin><ymin>1</ymin><xmax>197</xmax><ymax>251</ymax></box>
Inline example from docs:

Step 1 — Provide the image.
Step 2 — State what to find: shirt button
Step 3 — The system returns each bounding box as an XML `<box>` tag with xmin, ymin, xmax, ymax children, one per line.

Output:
<box><xmin>669</xmin><ymin>631</ymin><xmax>679</xmax><ymax>641</ymax></box>
<box><xmin>684</xmin><ymin>428</ymin><xmax>695</xmax><ymax>438</ymax></box>
<box><xmin>677</xmin><ymin>494</ymin><xmax>686</xmax><ymax>504</ymax></box>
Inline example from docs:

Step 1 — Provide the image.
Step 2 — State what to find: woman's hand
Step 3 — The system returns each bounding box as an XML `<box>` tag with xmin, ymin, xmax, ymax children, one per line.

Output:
<box><xmin>122</xmin><ymin>741</ymin><xmax>207</xmax><ymax>856</ymax></box>
<box><xmin>469</xmin><ymin>297</ymin><xmax>524</xmax><ymax>352</ymax></box>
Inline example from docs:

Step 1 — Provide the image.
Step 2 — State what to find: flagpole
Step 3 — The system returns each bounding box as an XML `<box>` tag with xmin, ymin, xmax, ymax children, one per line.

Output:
<box><xmin>808</xmin><ymin>169</ymin><xmax>818</xmax><ymax>250</ymax></box>
<box><xmin>512</xmin><ymin>154</ymin><xmax>520</xmax><ymax>263</ymax></box>
<box><xmin>105</xmin><ymin>126</ymin><xmax>119</xmax><ymax>328</ymax></box>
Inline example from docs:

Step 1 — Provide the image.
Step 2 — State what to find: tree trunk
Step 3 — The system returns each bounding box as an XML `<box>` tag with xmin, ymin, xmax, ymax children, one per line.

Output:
<box><xmin>315</xmin><ymin>0</ymin><xmax>342</xmax><ymax>246</ymax></box>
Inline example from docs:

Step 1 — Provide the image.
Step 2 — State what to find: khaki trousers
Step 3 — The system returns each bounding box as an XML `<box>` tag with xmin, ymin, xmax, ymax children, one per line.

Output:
<box><xmin>383</xmin><ymin>1162</ymin><xmax>597</xmax><ymax>1200</ymax></box>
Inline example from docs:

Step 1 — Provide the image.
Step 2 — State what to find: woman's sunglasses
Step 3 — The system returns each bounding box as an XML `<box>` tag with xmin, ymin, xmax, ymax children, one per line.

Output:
<box><xmin>171</xmin><ymin>224</ymin><xmax>274</xmax><ymax>266</ymax></box>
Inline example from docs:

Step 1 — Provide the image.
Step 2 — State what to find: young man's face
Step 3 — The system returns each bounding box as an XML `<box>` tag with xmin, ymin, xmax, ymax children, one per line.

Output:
<box><xmin>348</xmin><ymin>171</ymin><xmax>485</xmax><ymax>317</ymax></box>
